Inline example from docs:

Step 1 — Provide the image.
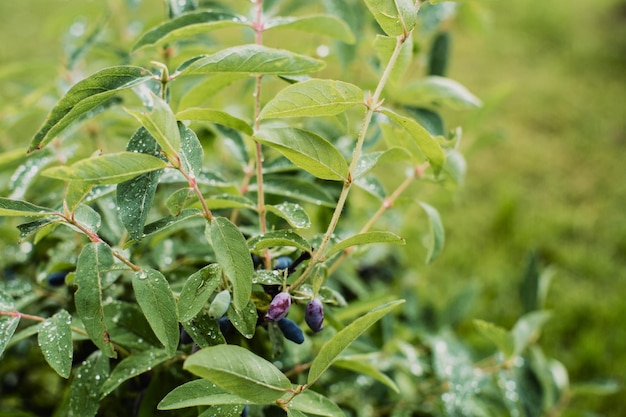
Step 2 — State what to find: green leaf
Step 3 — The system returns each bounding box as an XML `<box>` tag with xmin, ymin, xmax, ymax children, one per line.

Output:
<box><xmin>259</xmin><ymin>178</ymin><xmax>335</xmax><ymax>207</ymax></box>
<box><xmin>0</xmin><ymin>197</ymin><xmax>57</xmax><ymax>217</ymax></box>
<box><xmin>419</xmin><ymin>202</ymin><xmax>445</xmax><ymax>264</ymax></box>
<box><xmin>178</xmin><ymin>264</ymin><xmax>222</xmax><ymax>322</ymax></box>
<box><xmin>182</xmin><ymin>45</ymin><xmax>325</xmax><ymax>76</ymax></box>
<box><xmin>103</xmin><ymin>302</ymin><xmax>161</xmax><ymax>350</ymax></box>
<box><xmin>379</xmin><ymin>107</ymin><xmax>445</xmax><ymax>174</ymax></box>
<box><xmin>132</xmin><ymin>269</ymin><xmax>179</xmax><ymax>357</ymax></box>
<box><xmin>266</xmin><ymin>202</ymin><xmax>311</xmax><ymax>229</ymax></box>
<box><xmin>183</xmin><ymin>345</ymin><xmax>292</xmax><ymax>403</ymax></box>
<box><xmin>209</xmin><ymin>217</ymin><xmax>254</xmax><ymax>311</ymax></box>
<box><xmin>255</xmin><ymin>128</ymin><xmax>348</xmax><ymax>181</ymax></box>
<box><xmin>332</xmin><ymin>357</ymin><xmax>399</xmax><ymax>393</ymax></box>
<box><xmin>117</xmin><ymin>128</ymin><xmax>164</xmax><ymax>241</ymax></box>
<box><xmin>374</xmin><ymin>34</ymin><xmax>413</xmax><ymax>85</ymax></box>
<box><xmin>179</xmin><ymin>121</ymin><xmax>204</xmax><ymax>177</ymax></box>
<box><xmin>158</xmin><ymin>379</ymin><xmax>251</xmax><ymax>410</ymax></box>
<box><xmin>65</xmin><ymin>181</ymin><xmax>94</xmax><ymax>213</ymax></box>
<box><xmin>166</xmin><ymin>187</ymin><xmax>194</xmax><ymax>215</ymax></box>
<box><xmin>179</xmin><ymin>74</ymin><xmax>248</xmax><ymax>109</ymax></box>
<box><xmin>0</xmin><ymin>290</ymin><xmax>19</xmax><ymax>358</ymax></box>
<box><xmin>75</xmin><ymin>243</ymin><xmax>117</xmax><ymax>358</ymax></box>
<box><xmin>176</xmin><ymin>108</ymin><xmax>253</xmax><ymax>136</ymax></box>
<box><xmin>142</xmin><ymin>208</ymin><xmax>203</xmax><ymax>237</ymax></box>
<box><xmin>69</xmin><ymin>351</ymin><xmax>110</xmax><ymax>417</ymax></box>
<box><xmin>473</xmin><ymin>319</ymin><xmax>515</xmax><ymax>358</ymax></box>
<box><xmin>38</xmin><ymin>310</ymin><xmax>73</xmax><ymax>378</ymax></box>
<box><xmin>363</xmin><ymin>0</ymin><xmax>417</xmax><ymax>36</ymax></box>
<box><xmin>289</xmin><ymin>389</ymin><xmax>346</xmax><ymax>417</ymax></box>
<box><xmin>100</xmin><ymin>348</ymin><xmax>170</xmax><ymax>398</ymax></box>
<box><xmin>42</xmin><ymin>152</ymin><xmax>169</xmax><ymax>184</ymax></box>
<box><xmin>395</xmin><ymin>76</ymin><xmax>482</xmax><ymax>110</ymax></box>
<box><xmin>248</xmin><ymin>230</ymin><xmax>311</xmax><ymax>253</ymax></box>
<box><xmin>73</xmin><ymin>204</ymin><xmax>101</xmax><ymax>235</ymax></box>
<box><xmin>512</xmin><ymin>310</ymin><xmax>552</xmax><ymax>355</ymax></box>
<box><xmin>126</xmin><ymin>91</ymin><xmax>181</xmax><ymax>161</ymax></box>
<box><xmin>202</xmin><ymin>194</ymin><xmax>256</xmax><ymax>210</ymax></box>
<box><xmin>307</xmin><ymin>300</ymin><xmax>405</xmax><ymax>386</ymax></box>
<box><xmin>260</xmin><ymin>79</ymin><xmax>363</xmax><ymax>120</ymax></box>
<box><xmin>29</xmin><ymin>66</ymin><xmax>153</xmax><ymax>152</ymax></box>
<box><xmin>355</xmin><ymin>175</ymin><xmax>387</xmax><ymax>200</ymax></box>
<box><xmin>227</xmin><ymin>300</ymin><xmax>258</xmax><ymax>339</ymax></box>
<box><xmin>181</xmin><ymin>311</ymin><xmax>226</xmax><ymax>348</ymax></box>
<box><xmin>325</xmin><ymin>231</ymin><xmax>405</xmax><ymax>258</ymax></box>
<box><xmin>265</xmin><ymin>15</ymin><xmax>355</xmax><ymax>44</ymax></box>
<box><xmin>133</xmin><ymin>11</ymin><xmax>247</xmax><ymax>51</ymax></box>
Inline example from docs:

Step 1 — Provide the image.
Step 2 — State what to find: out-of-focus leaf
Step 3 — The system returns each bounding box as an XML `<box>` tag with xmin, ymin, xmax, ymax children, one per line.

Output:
<box><xmin>158</xmin><ymin>379</ymin><xmax>251</xmax><ymax>410</ymax></box>
<box><xmin>103</xmin><ymin>301</ymin><xmax>161</xmax><ymax>350</ymax></box>
<box><xmin>332</xmin><ymin>357</ymin><xmax>399</xmax><ymax>393</ymax></box>
<box><xmin>419</xmin><ymin>202</ymin><xmax>445</xmax><ymax>264</ymax></box>
<box><xmin>38</xmin><ymin>309</ymin><xmax>73</xmax><ymax>378</ymax></box>
<box><xmin>184</xmin><ymin>344</ymin><xmax>292</xmax><ymax>403</ymax></box>
<box><xmin>29</xmin><ymin>66</ymin><xmax>152</xmax><ymax>152</ymax></box>
<box><xmin>100</xmin><ymin>348</ymin><xmax>170</xmax><ymax>398</ymax></box>
<box><xmin>474</xmin><ymin>319</ymin><xmax>515</xmax><ymax>358</ymax></box>
<box><xmin>176</xmin><ymin>108</ymin><xmax>253</xmax><ymax>136</ymax></box>
<box><xmin>265</xmin><ymin>15</ymin><xmax>355</xmax><ymax>44</ymax></box>
<box><xmin>395</xmin><ymin>76</ymin><xmax>482</xmax><ymax>110</ymax></box>
<box><xmin>512</xmin><ymin>310</ymin><xmax>552</xmax><ymax>355</ymax></box>
<box><xmin>178</xmin><ymin>264</ymin><xmax>222</xmax><ymax>322</ymax></box>
<box><xmin>363</xmin><ymin>0</ymin><xmax>417</xmax><ymax>36</ymax></box>
<box><xmin>325</xmin><ymin>231</ymin><xmax>405</xmax><ymax>258</ymax></box>
<box><xmin>0</xmin><ymin>289</ymin><xmax>20</xmax><ymax>358</ymax></box>
<box><xmin>257</xmin><ymin>178</ymin><xmax>335</xmax><ymax>207</ymax></box>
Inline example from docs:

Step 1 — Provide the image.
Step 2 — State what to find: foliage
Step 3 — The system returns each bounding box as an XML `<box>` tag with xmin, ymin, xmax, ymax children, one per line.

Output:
<box><xmin>0</xmin><ymin>1</ymin><xmax>618</xmax><ymax>416</ymax></box>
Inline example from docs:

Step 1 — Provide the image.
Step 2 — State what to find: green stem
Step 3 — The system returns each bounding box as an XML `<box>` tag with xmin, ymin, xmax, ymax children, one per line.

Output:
<box><xmin>290</xmin><ymin>33</ymin><xmax>411</xmax><ymax>291</ymax></box>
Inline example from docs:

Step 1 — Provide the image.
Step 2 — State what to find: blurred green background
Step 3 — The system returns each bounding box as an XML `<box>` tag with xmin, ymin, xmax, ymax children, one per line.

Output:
<box><xmin>1</xmin><ymin>0</ymin><xmax>624</xmax><ymax>415</ymax></box>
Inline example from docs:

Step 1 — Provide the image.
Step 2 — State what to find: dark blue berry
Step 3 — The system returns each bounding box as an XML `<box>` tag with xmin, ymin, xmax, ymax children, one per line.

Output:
<box><xmin>218</xmin><ymin>317</ymin><xmax>232</xmax><ymax>335</ymax></box>
<box><xmin>47</xmin><ymin>271</ymin><xmax>69</xmax><ymax>287</ymax></box>
<box><xmin>240</xmin><ymin>405</ymin><xmax>249</xmax><ymax>417</ymax></box>
<box><xmin>277</xmin><ymin>318</ymin><xmax>304</xmax><ymax>344</ymax></box>
<box><xmin>274</xmin><ymin>256</ymin><xmax>292</xmax><ymax>271</ymax></box>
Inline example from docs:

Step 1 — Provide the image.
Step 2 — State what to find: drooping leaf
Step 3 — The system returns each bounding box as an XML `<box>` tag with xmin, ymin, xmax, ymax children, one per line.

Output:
<box><xmin>100</xmin><ymin>348</ymin><xmax>170</xmax><ymax>398</ymax></box>
<box><xmin>183</xmin><ymin>345</ymin><xmax>292</xmax><ymax>403</ymax></box>
<box><xmin>363</xmin><ymin>0</ymin><xmax>417</xmax><ymax>36</ymax></box>
<box><xmin>29</xmin><ymin>66</ymin><xmax>153</xmax><ymax>152</ymax></box>
<box><xmin>307</xmin><ymin>300</ymin><xmax>404</xmax><ymax>386</ymax></box>
<box><xmin>0</xmin><ymin>289</ymin><xmax>19</xmax><ymax>358</ymax></box>
<box><xmin>209</xmin><ymin>217</ymin><xmax>254</xmax><ymax>311</ymax></box>
<box><xmin>75</xmin><ymin>243</ymin><xmax>117</xmax><ymax>358</ymax></box>
<box><xmin>227</xmin><ymin>300</ymin><xmax>258</xmax><ymax>339</ymax></box>
<box><xmin>288</xmin><ymin>389</ymin><xmax>346</xmax><ymax>417</ymax></box>
<box><xmin>0</xmin><ymin>197</ymin><xmax>57</xmax><ymax>217</ymax></box>
<box><xmin>473</xmin><ymin>319</ymin><xmax>515</xmax><ymax>358</ymax></box>
<box><xmin>126</xmin><ymin>91</ymin><xmax>181</xmax><ymax>161</ymax></box>
<box><xmin>69</xmin><ymin>351</ymin><xmax>110</xmax><ymax>417</ymax></box>
<box><xmin>265</xmin><ymin>15</ymin><xmax>355</xmax><ymax>44</ymax></box>
<box><xmin>181</xmin><ymin>45</ymin><xmax>325</xmax><ymax>76</ymax></box>
<box><xmin>259</xmin><ymin>79</ymin><xmax>363</xmax><ymax>119</ymax></box>
<box><xmin>176</xmin><ymin>108</ymin><xmax>253</xmax><ymax>136</ymax></box>
<box><xmin>248</xmin><ymin>230</ymin><xmax>311</xmax><ymax>253</ymax></box>
<box><xmin>42</xmin><ymin>152</ymin><xmax>169</xmax><ymax>184</ymax></box>
<box><xmin>132</xmin><ymin>269</ymin><xmax>180</xmax><ymax>357</ymax></box>
<box><xmin>38</xmin><ymin>309</ymin><xmax>73</xmax><ymax>378</ymax></box>
<box><xmin>419</xmin><ymin>202</ymin><xmax>445</xmax><ymax>264</ymax></box>
<box><xmin>255</xmin><ymin>128</ymin><xmax>348</xmax><ymax>181</ymax></box>
<box><xmin>395</xmin><ymin>76</ymin><xmax>482</xmax><ymax>110</ymax></box>
<box><xmin>133</xmin><ymin>11</ymin><xmax>247</xmax><ymax>51</ymax></box>
<box><xmin>332</xmin><ymin>357</ymin><xmax>399</xmax><ymax>393</ymax></box>
<box><xmin>325</xmin><ymin>231</ymin><xmax>405</xmax><ymax>258</ymax></box>
<box><xmin>181</xmin><ymin>311</ymin><xmax>226</xmax><ymax>348</ymax></box>
<box><xmin>379</xmin><ymin>107</ymin><xmax>445</xmax><ymax>174</ymax></box>
<box><xmin>178</xmin><ymin>264</ymin><xmax>222</xmax><ymax>322</ymax></box>
<box><xmin>266</xmin><ymin>202</ymin><xmax>311</xmax><ymax>229</ymax></box>
<box><xmin>158</xmin><ymin>379</ymin><xmax>251</xmax><ymax>410</ymax></box>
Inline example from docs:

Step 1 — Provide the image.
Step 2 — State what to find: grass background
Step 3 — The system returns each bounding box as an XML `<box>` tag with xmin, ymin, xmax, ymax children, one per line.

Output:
<box><xmin>1</xmin><ymin>0</ymin><xmax>624</xmax><ymax>415</ymax></box>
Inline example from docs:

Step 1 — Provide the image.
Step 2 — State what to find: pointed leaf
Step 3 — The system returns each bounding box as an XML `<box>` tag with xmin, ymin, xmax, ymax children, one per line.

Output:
<box><xmin>332</xmin><ymin>357</ymin><xmax>399</xmax><ymax>393</ymax></box>
<box><xmin>326</xmin><ymin>231</ymin><xmax>405</xmax><ymax>258</ymax></box>
<box><xmin>100</xmin><ymin>348</ymin><xmax>170</xmax><ymax>398</ymax></box>
<box><xmin>179</xmin><ymin>121</ymin><xmax>204</xmax><ymax>176</ymax></box>
<box><xmin>0</xmin><ymin>290</ymin><xmax>19</xmax><ymax>357</ymax></box>
<box><xmin>355</xmin><ymin>175</ymin><xmax>387</xmax><ymax>200</ymax></box>
<box><xmin>512</xmin><ymin>311</ymin><xmax>552</xmax><ymax>355</ymax></box>
<box><xmin>260</xmin><ymin>79</ymin><xmax>363</xmax><ymax>119</ymax></box>
<box><xmin>255</xmin><ymin>128</ymin><xmax>348</xmax><ymax>181</ymax></box>
<box><xmin>142</xmin><ymin>208</ymin><xmax>203</xmax><ymax>237</ymax></box>
<box><xmin>379</xmin><ymin>107</ymin><xmax>445</xmax><ymax>174</ymax></box>
<box><xmin>132</xmin><ymin>269</ymin><xmax>180</xmax><ymax>357</ymax></box>
<box><xmin>38</xmin><ymin>310</ymin><xmax>73</xmax><ymax>378</ymax></box>
<box><xmin>103</xmin><ymin>301</ymin><xmax>161</xmax><ymax>350</ymax></box>
<box><xmin>178</xmin><ymin>264</ymin><xmax>222</xmax><ymax>322</ymax></box>
<box><xmin>395</xmin><ymin>76</ymin><xmax>482</xmax><ymax>110</ymax></box>
<box><xmin>176</xmin><ymin>108</ymin><xmax>253</xmax><ymax>136</ymax></box>
<box><xmin>29</xmin><ymin>66</ymin><xmax>153</xmax><ymax>152</ymax></box>
<box><xmin>133</xmin><ymin>11</ymin><xmax>247</xmax><ymax>51</ymax></box>
<box><xmin>69</xmin><ymin>351</ymin><xmax>110</xmax><ymax>417</ymax></box>
<box><xmin>75</xmin><ymin>243</ymin><xmax>117</xmax><ymax>358</ymax></box>
<box><xmin>289</xmin><ymin>389</ymin><xmax>346</xmax><ymax>417</ymax></box>
<box><xmin>248</xmin><ymin>230</ymin><xmax>311</xmax><ymax>253</ymax></box>
<box><xmin>181</xmin><ymin>311</ymin><xmax>226</xmax><ymax>348</ymax></box>
<box><xmin>307</xmin><ymin>300</ymin><xmax>404</xmax><ymax>386</ymax></box>
<box><xmin>158</xmin><ymin>379</ymin><xmax>252</xmax><ymax>410</ymax></box>
<box><xmin>65</xmin><ymin>181</ymin><xmax>94</xmax><ymax>213</ymax></box>
<box><xmin>184</xmin><ymin>345</ymin><xmax>292</xmax><ymax>403</ymax></box>
<box><xmin>265</xmin><ymin>15</ymin><xmax>355</xmax><ymax>44</ymax></box>
<box><xmin>419</xmin><ymin>202</ymin><xmax>445</xmax><ymax>264</ymax></box>
<box><xmin>182</xmin><ymin>45</ymin><xmax>325</xmax><ymax>75</ymax></box>
<box><xmin>0</xmin><ymin>197</ymin><xmax>57</xmax><ymax>217</ymax></box>
<box><xmin>227</xmin><ymin>300</ymin><xmax>258</xmax><ymax>339</ymax></box>
<box><xmin>203</xmin><ymin>194</ymin><xmax>256</xmax><ymax>210</ymax></box>
<box><xmin>363</xmin><ymin>0</ymin><xmax>417</xmax><ymax>36</ymax></box>
<box><xmin>209</xmin><ymin>217</ymin><xmax>254</xmax><ymax>311</ymax></box>
<box><xmin>266</xmin><ymin>202</ymin><xmax>311</xmax><ymax>229</ymax></box>
<box><xmin>473</xmin><ymin>319</ymin><xmax>515</xmax><ymax>358</ymax></box>
<box><xmin>42</xmin><ymin>152</ymin><xmax>169</xmax><ymax>184</ymax></box>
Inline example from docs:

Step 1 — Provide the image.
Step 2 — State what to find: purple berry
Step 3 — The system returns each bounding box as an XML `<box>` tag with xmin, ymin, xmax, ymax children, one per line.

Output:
<box><xmin>305</xmin><ymin>298</ymin><xmax>324</xmax><ymax>332</ymax></box>
<box><xmin>265</xmin><ymin>292</ymin><xmax>291</xmax><ymax>321</ymax></box>
<box><xmin>277</xmin><ymin>318</ymin><xmax>304</xmax><ymax>344</ymax></box>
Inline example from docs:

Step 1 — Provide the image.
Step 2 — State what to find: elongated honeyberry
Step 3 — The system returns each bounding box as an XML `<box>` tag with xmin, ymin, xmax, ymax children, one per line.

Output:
<box><xmin>265</xmin><ymin>292</ymin><xmax>291</xmax><ymax>321</ymax></box>
<box><xmin>277</xmin><ymin>318</ymin><xmax>304</xmax><ymax>344</ymax></box>
<box><xmin>274</xmin><ymin>256</ymin><xmax>292</xmax><ymax>271</ymax></box>
<box><xmin>47</xmin><ymin>270</ymin><xmax>69</xmax><ymax>287</ymax></box>
<box><xmin>305</xmin><ymin>298</ymin><xmax>324</xmax><ymax>332</ymax></box>
<box><xmin>209</xmin><ymin>289</ymin><xmax>231</xmax><ymax>319</ymax></box>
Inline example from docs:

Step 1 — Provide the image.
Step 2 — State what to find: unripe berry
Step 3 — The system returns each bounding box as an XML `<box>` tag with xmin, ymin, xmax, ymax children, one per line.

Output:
<box><xmin>265</xmin><ymin>292</ymin><xmax>291</xmax><ymax>321</ymax></box>
<box><xmin>208</xmin><ymin>290</ymin><xmax>231</xmax><ymax>319</ymax></box>
<box><xmin>277</xmin><ymin>318</ymin><xmax>304</xmax><ymax>344</ymax></box>
<box><xmin>305</xmin><ymin>298</ymin><xmax>324</xmax><ymax>332</ymax></box>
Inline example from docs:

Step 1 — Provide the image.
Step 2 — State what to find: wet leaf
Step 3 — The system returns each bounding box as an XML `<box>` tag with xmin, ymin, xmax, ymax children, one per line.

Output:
<box><xmin>248</xmin><ymin>230</ymin><xmax>311</xmax><ymax>253</ymax></box>
<box><xmin>69</xmin><ymin>351</ymin><xmax>110</xmax><ymax>417</ymax></box>
<box><xmin>176</xmin><ymin>108</ymin><xmax>253</xmax><ymax>136</ymax></box>
<box><xmin>38</xmin><ymin>309</ymin><xmax>73</xmax><ymax>378</ymax></box>
<box><xmin>0</xmin><ymin>197</ymin><xmax>57</xmax><ymax>217</ymax></box>
<box><xmin>289</xmin><ymin>389</ymin><xmax>345</xmax><ymax>417</ymax></box>
<box><xmin>0</xmin><ymin>290</ymin><xmax>19</xmax><ymax>358</ymax></box>
<box><xmin>178</xmin><ymin>264</ymin><xmax>222</xmax><ymax>322</ymax></box>
<box><xmin>179</xmin><ymin>121</ymin><xmax>204</xmax><ymax>177</ymax></box>
<box><xmin>227</xmin><ymin>299</ymin><xmax>257</xmax><ymax>339</ymax></box>
<box><xmin>181</xmin><ymin>311</ymin><xmax>226</xmax><ymax>348</ymax></box>
<box><xmin>158</xmin><ymin>379</ymin><xmax>251</xmax><ymax>410</ymax></box>
<box><xmin>325</xmin><ymin>231</ymin><xmax>405</xmax><ymax>258</ymax></box>
<box><xmin>252</xmin><ymin>178</ymin><xmax>335</xmax><ymax>207</ymax></box>
<box><xmin>100</xmin><ymin>348</ymin><xmax>170</xmax><ymax>398</ymax></box>
<box><xmin>266</xmin><ymin>202</ymin><xmax>311</xmax><ymax>229</ymax></box>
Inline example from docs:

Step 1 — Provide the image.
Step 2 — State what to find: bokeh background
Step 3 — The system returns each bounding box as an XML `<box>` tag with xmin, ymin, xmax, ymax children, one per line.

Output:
<box><xmin>1</xmin><ymin>0</ymin><xmax>624</xmax><ymax>415</ymax></box>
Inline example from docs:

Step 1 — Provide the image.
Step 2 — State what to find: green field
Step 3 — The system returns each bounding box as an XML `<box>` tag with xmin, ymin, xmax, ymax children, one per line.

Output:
<box><xmin>1</xmin><ymin>0</ymin><xmax>624</xmax><ymax>415</ymax></box>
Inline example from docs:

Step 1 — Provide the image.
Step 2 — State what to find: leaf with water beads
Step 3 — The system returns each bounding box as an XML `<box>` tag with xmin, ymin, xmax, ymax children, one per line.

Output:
<box><xmin>178</xmin><ymin>264</ymin><xmax>222</xmax><ymax>322</ymax></box>
<box><xmin>69</xmin><ymin>351</ymin><xmax>110</xmax><ymax>417</ymax></box>
<box><xmin>38</xmin><ymin>309</ymin><xmax>73</xmax><ymax>378</ymax></box>
<box><xmin>0</xmin><ymin>289</ymin><xmax>19</xmax><ymax>358</ymax></box>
